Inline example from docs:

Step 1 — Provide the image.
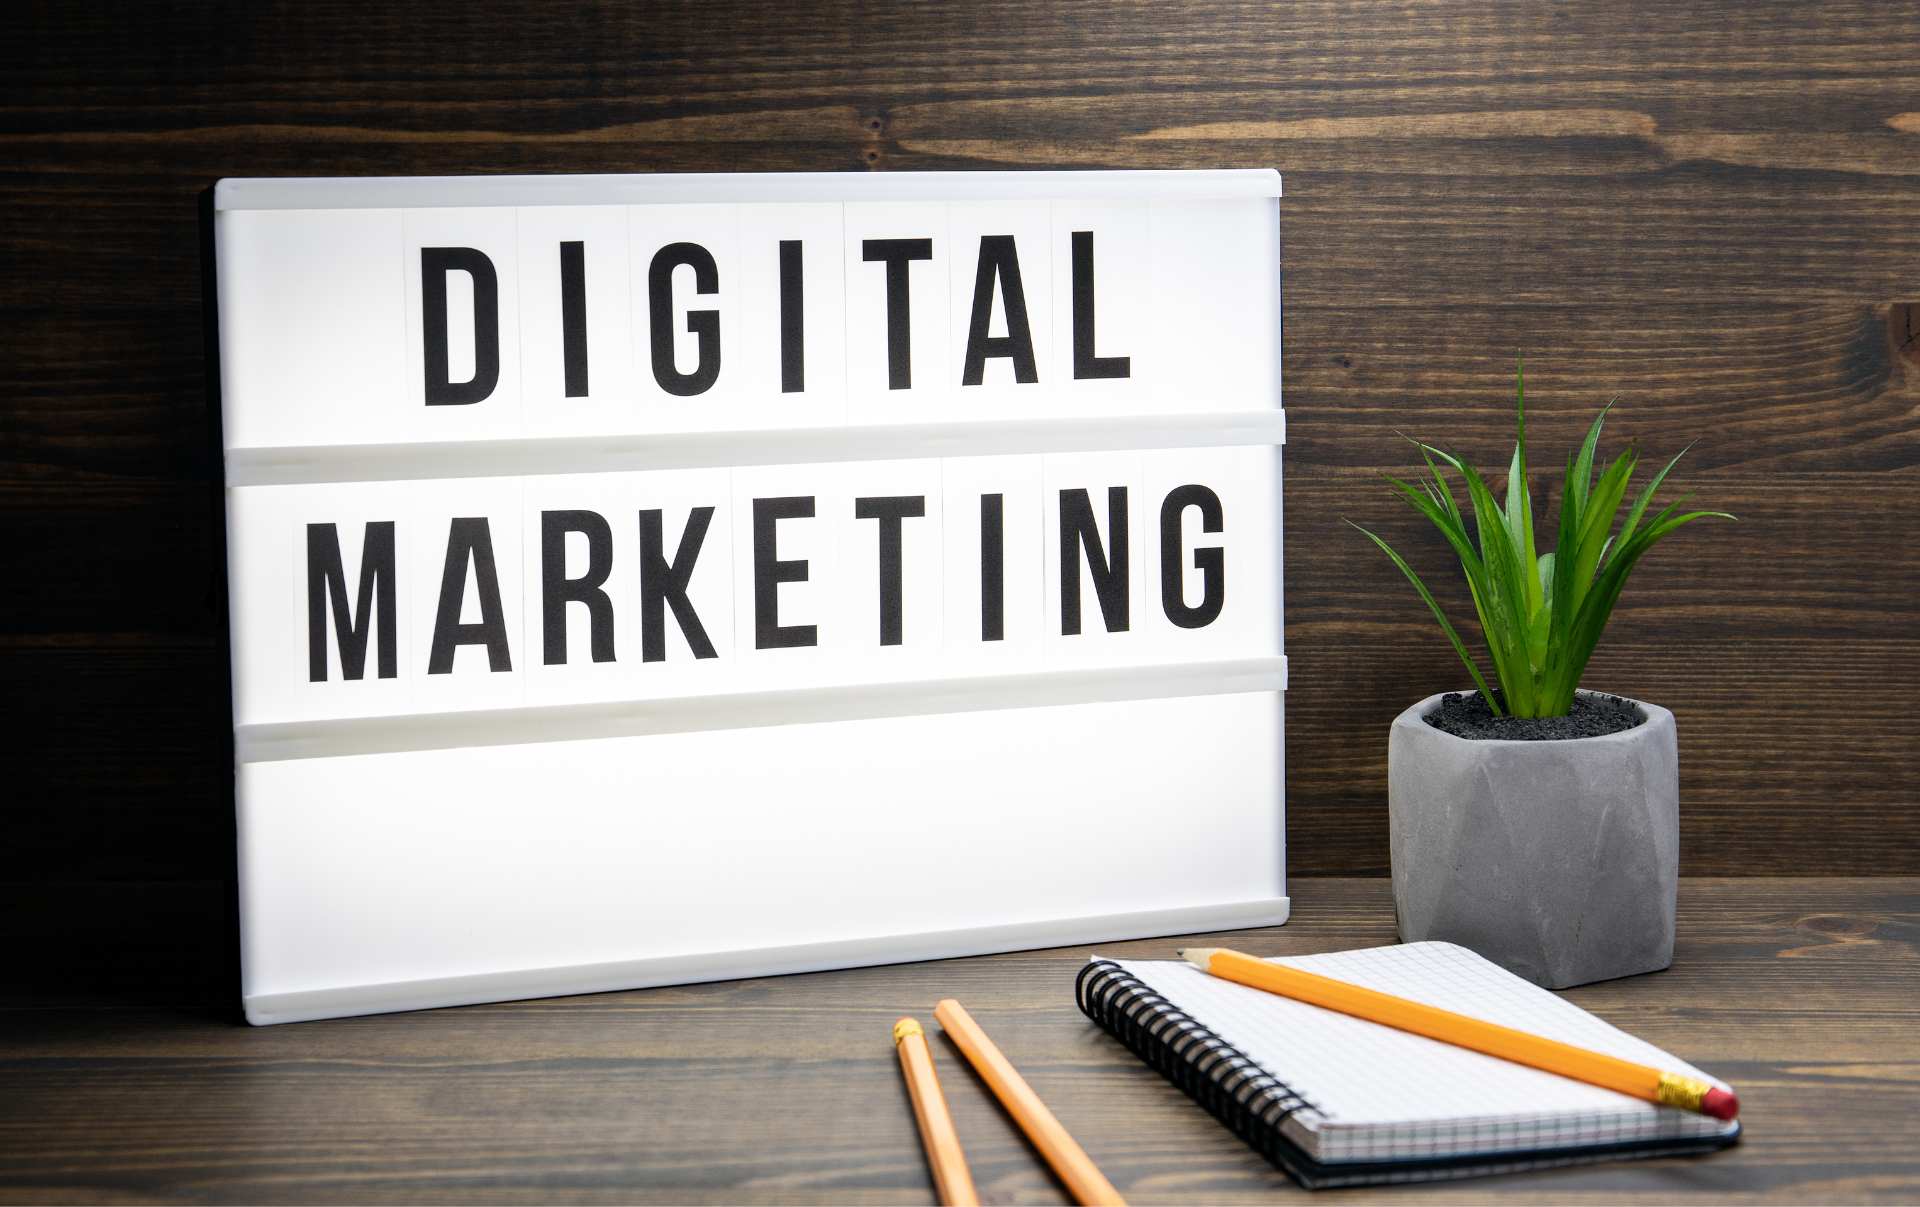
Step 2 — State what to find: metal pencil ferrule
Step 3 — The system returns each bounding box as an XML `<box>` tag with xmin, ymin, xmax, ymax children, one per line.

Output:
<box><xmin>1655</xmin><ymin>1071</ymin><xmax>1712</xmax><ymax>1111</ymax></box>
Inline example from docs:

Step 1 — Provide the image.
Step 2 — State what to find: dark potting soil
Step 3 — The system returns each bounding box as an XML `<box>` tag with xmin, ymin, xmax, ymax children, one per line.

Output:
<box><xmin>1423</xmin><ymin>691</ymin><xmax>1646</xmax><ymax>741</ymax></box>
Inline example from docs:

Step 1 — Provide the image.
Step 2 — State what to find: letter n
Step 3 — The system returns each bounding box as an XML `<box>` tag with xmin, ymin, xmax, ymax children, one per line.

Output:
<box><xmin>1059</xmin><ymin>487</ymin><xmax>1130</xmax><ymax>634</ymax></box>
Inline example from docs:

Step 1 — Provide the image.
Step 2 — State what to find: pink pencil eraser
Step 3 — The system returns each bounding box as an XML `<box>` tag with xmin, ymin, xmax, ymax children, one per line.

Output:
<box><xmin>1701</xmin><ymin>1087</ymin><xmax>1739</xmax><ymax>1121</ymax></box>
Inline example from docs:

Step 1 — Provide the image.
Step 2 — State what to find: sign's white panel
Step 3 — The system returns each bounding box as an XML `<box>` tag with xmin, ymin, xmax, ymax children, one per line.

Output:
<box><xmin>238</xmin><ymin>692</ymin><xmax>1284</xmax><ymax>1023</ymax></box>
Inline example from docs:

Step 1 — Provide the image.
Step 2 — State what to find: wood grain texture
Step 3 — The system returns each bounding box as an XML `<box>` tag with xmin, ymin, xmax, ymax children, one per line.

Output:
<box><xmin>2</xmin><ymin>0</ymin><xmax>1918</xmax><ymax>1005</ymax></box>
<box><xmin>1</xmin><ymin>878</ymin><xmax>1914</xmax><ymax>1204</ymax></box>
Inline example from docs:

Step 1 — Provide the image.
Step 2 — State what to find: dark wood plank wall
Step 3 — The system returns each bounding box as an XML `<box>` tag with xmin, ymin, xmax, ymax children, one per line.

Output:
<box><xmin>3</xmin><ymin>2</ymin><xmax>1916</xmax><ymax>1002</ymax></box>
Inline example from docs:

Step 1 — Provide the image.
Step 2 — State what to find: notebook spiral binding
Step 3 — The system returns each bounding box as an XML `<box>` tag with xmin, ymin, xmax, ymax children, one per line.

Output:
<box><xmin>1075</xmin><ymin>958</ymin><xmax>1323</xmax><ymax>1176</ymax></box>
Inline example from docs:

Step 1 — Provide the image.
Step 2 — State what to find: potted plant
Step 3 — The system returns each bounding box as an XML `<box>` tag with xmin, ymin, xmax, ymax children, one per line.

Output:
<box><xmin>1353</xmin><ymin>366</ymin><xmax>1732</xmax><ymax>988</ymax></box>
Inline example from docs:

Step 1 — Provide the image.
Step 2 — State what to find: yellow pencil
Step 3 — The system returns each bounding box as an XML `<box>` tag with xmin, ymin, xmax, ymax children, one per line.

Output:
<box><xmin>893</xmin><ymin>1017</ymin><xmax>980</xmax><ymax>1207</ymax></box>
<box><xmin>1180</xmin><ymin>947</ymin><xmax>1738</xmax><ymax>1121</ymax></box>
<box><xmin>934</xmin><ymin>998</ymin><xmax>1126</xmax><ymax>1206</ymax></box>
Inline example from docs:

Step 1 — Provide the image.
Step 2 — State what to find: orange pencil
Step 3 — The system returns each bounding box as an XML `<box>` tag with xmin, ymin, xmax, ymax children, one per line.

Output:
<box><xmin>934</xmin><ymin>998</ymin><xmax>1126</xmax><ymax>1207</ymax></box>
<box><xmin>893</xmin><ymin>1018</ymin><xmax>979</xmax><ymax>1206</ymax></box>
<box><xmin>1180</xmin><ymin>947</ymin><xmax>1738</xmax><ymax>1121</ymax></box>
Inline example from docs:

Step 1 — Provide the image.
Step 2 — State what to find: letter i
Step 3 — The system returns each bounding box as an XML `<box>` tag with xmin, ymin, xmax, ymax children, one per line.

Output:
<box><xmin>981</xmin><ymin>493</ymin><xmax>1005</xmax><ymax>642</ymax></box>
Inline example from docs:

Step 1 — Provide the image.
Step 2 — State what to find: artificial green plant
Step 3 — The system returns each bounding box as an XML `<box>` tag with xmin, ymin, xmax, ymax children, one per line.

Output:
<box><xmin>1352</xmin><ymin>364</ymin><xmax>1733</xmax><ymax>718</ymax></box>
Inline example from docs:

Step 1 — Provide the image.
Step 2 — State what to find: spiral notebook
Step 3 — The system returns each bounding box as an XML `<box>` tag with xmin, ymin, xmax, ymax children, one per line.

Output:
<box><xmin>1076</xmin><ymin>942</ymin><xmax>1740</xmax><ymax>1188</ymax></box>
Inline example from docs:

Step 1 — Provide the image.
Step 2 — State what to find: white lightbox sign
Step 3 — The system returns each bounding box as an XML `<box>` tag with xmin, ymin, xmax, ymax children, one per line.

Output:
<box><xmin>214</xmin><ymin>170</ymin><xmax>1288</xmax><ymax>1024</ymax></box>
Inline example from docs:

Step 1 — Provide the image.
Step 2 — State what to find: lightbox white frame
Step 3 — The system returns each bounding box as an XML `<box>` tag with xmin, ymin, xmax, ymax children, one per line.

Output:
<box><xmin>216</xmin><ymin>169</ymin><xmax>1288</xmax><ymax>1024</ymax></box>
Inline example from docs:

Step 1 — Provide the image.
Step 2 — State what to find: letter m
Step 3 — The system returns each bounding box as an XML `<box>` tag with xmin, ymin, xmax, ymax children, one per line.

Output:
<box><xmin>307</xmin><ymin>521</ymin><xmax>398</xmax><ymax>681</ymax></box>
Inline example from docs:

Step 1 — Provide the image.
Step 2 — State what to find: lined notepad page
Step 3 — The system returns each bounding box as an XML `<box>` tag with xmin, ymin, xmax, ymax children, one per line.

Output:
<box><xmin>1109</xmin><ymin>943</ymin><xmax>1738</xmax><ymax>1162</ymax></box>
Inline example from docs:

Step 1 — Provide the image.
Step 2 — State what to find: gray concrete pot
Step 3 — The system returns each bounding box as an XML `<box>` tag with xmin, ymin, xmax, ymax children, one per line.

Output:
<box><xmin>1388</xmin><ymin>690</ymin><xmax>1678</xmax><ymax>989</ymax></box>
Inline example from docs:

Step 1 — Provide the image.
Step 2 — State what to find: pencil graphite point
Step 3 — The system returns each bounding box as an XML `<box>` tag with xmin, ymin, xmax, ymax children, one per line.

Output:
<box><xmin>1180</xmin><ymin>947</ymin><xmax>1224</xmax><ymax>969</ymax></box>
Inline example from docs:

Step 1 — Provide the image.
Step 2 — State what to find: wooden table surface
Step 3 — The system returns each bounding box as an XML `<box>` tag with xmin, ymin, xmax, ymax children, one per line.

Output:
<box><xmin>2</xmin><ymin>877</ymin><xmax>1914</xmax><ymax>1204</ymax></box>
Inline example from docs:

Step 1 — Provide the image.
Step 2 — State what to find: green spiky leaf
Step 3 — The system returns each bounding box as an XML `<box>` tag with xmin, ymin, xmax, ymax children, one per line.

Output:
<box><xmin>1349</xmin><ymin>521</ymin><xmax>1502</xmax><ymax>712</ymax></box>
